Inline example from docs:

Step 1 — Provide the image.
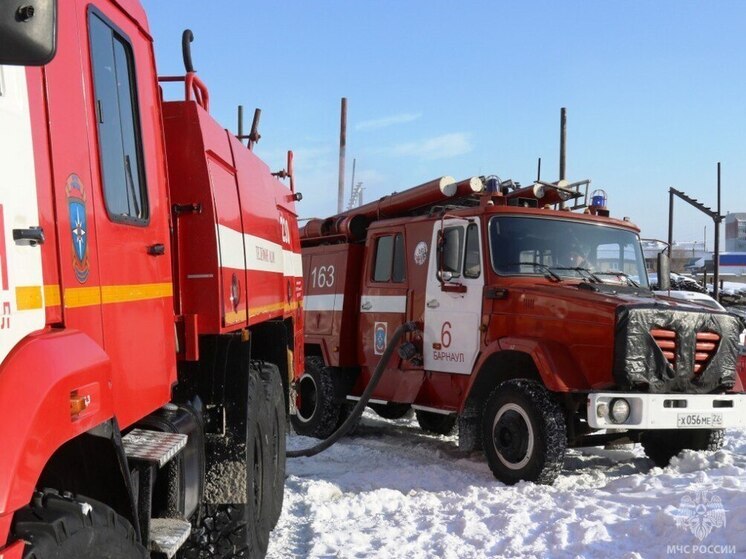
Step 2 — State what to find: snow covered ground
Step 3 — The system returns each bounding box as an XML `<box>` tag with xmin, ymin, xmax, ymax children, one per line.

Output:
<box><xmin>268</xmin><ymin>411</ymin><xmax>746</xmax><ymax>558</ymax></box>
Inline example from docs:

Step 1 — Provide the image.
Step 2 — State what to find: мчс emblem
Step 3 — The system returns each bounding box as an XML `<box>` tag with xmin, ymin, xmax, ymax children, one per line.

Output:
<box><xmin>414</xmin><ymin>241</ymin><xmax>428</xmax><ymax>266</ymax></box>
<box><xmin>374</xmin><ymin>322</ymin><xmax>388</xmax><ymax>355</ymax></box>
<box><xmin>66</xmin><ymin>174</ymin><xmax>90</xmax><ymax>283</ymax></box>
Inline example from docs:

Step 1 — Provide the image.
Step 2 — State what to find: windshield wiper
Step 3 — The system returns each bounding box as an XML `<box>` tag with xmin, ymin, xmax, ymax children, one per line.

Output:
<box><xmin>508</xmin><ymin>262</ymin><xmax>562</xmax><ymax>282</ymax></box>
<box><xmin>552</xmin><ymin>266</ymin><xmax>602</xmax><ymax>283</ymax></box>
<box><xmin>594</xmin><ymin>270</ymin><xmax>640</xmax><ymax>288</ymax></box>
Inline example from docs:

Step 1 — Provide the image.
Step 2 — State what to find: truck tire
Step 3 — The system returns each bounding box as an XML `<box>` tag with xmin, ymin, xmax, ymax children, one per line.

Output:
<box><xmin>180</xmin><ymin>364</ymin><xmax>271</xmax><ymax>558</ymax></box>
<box><xmin>641</xmin><ymin>429</ymin><xmax>725</xmax><ymax>468</ymax></box>
<box><xmin>370</xmin><ymin>402</ymin><xmax>413</xmax><ymax>420</ymax></box>
<box><xmin>481</xmin><ymin>380</ymin><xmax>567</xmax><ymax>485</ymax></box>
<box><xmin>12</xmin><ymin>489</ymin><xmax>146</xmax><ymax>559</ymax></box>
<box><xmin>290</xmin><ymin>356</ymin><xmax>341</xmax><ymax>439</ymax></box>
<box><xmin>257</xmin><ymin>361</ymin><xmax>287</xmax><ymax>528</ymax></box>
<box><xmin>415</xmin><ymin>410</ymin><xmax>456</xmax><ymax>435</ymax></box>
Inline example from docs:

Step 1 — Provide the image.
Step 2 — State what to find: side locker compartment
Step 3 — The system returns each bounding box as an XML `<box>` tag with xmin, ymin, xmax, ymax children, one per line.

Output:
<box><xmin>207</xmin><ymin>154</ymin><xmax>247</xmax><ymax>328</ymax></box>
<box><xmin>303</xmin><ymin>244</ymin><xmax>363</xmax><ymax>367</ymax></box>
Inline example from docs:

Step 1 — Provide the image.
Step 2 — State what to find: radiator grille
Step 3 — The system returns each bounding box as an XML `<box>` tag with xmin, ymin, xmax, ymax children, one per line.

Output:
<box><xmin>651</xmin><ymin>328</ymin><xmax>676</xmax><ymax>367</ymax></box>
<box><xmin>694</xmin><ymin>332</ymin><xmax>720</xmax><ymax>374</ymax></box>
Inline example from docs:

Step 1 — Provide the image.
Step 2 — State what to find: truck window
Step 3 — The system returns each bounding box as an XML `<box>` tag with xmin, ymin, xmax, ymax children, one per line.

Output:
<box><xmin>463</xmin><ymin>223</ymin><xmax>481</xmax><ymax>279</ymax></box>
<box><xmin>89</xmin><ymin>11</ymin><xmax>148</xmax><ymax>223</ymax></box>
<box><xmin>392</xmin><ymin>233</ymin><xmax>406</xmax><ymax>282</ymax></box>
<box><xmin>441</xmin><ymin>226</ymin><xmax>464</xmax><ymax>278</ymax></box>
<box><xmin>372</xmin><ymin>233</ymin><xmax>405</xmax><ymax>283</ymax></box>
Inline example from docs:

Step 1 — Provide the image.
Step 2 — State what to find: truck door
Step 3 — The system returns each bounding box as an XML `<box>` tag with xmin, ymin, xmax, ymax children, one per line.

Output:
<box><xmin>0</xmin><ymin>65</ymin><xmax>46</xmax><ymax>362</ymax></box>
<box><xmin>82</xmin><ymin>6</ymin><xmax>174</xmax><ymax>425</ymax></box>
<box><xmin>424</xmin><ymin>219</ymin><xmax>484</xmax><ymax>374</ymax></box>
<box><xmin>359</xmin><ymin>230</ymin><xmax>408</xmax><ymax>389</ymax></box>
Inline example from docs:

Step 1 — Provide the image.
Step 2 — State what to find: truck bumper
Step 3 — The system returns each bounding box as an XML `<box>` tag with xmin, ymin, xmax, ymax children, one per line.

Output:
<box><xmin>587</xmin><ymin>392</ymin><xmax>746</xmax><ymax>430</ymax></box>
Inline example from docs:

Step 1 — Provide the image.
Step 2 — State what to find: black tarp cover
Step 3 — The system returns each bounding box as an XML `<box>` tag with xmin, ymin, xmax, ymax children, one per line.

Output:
<box><xmin>614</xmin><ymin>305</ymin><xmax>740</xmax><ymax>393</ymax></box>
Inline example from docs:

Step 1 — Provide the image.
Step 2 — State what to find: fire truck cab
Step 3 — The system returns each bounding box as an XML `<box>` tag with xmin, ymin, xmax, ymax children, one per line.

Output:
<box><xmin>297</xmin><ymin>175</ymin><xmax>746</xmax><ymax>485</ymax></box>
<box><xmin>1</xmin><ymin>2</ymin><xmax>302</xmax><ymax>557</ymax></box>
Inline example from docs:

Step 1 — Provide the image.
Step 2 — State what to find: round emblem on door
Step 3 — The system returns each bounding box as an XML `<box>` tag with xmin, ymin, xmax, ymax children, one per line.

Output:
<box><xmin>414</xmin><ymin>241</ymin><xmax>428</xmax><ymax>266</ymax></box>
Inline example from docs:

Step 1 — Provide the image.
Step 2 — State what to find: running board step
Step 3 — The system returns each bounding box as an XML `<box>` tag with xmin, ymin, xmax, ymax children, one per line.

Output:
<box><xmin>148</xmin><ymin>518</ymin><xmax>191</xmax><ymax>558</ymax></box>
<box><xmin>122</xmin><ymin>428</ymin><xmax>187</xmax><ymax>468</ymax></box>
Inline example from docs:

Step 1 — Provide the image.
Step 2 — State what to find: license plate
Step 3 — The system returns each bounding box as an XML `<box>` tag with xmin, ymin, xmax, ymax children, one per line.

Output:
<box><xmin>677</xmin><ymin>412</ymin><xmax>723</xmax><ymax>428</ymax></box>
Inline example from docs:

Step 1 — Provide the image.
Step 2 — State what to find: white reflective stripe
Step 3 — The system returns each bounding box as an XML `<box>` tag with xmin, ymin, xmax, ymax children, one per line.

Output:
<box><xmin>216</xmin><ymin>224</ymin><xmax>246</xmax><ymax>270</ymax></box>
<box><xmin>360</xmin><ymin>295</ymin><xmax>407</xmax><ymax>313</ymax></box>
<box><xmin>0</xmin><ymin>66</ymin><xmax>45</xmax><ymax>364</ymax></box>
<box><xmin>283</xmin><ymin>249</ymin><xmax>303</xmax><ymax>277</ymax></box>
<box><xmin>304</xmin><ymin>294</ymin><xmax>344</xmax><ymax>312</ymax></box>
<box><xmin>215</xmin><ymin>224</ymin><xmax>302</xmax><ymax>277</ymax></box>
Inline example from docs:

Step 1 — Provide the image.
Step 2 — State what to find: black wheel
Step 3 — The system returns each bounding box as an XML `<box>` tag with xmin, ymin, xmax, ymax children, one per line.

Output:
<box><xmin>290</xmin><ymin>356</ymin><xmax>341</xmax><ymax>439</ymax></box>
<box><xmin>481</xmin><ymin>380</ymin><xmax>567</xmax><ymax>485</ymax></box>
<box><xmin>257</xmin><ymin>361</ymin><xmax>287</xmax><ymax>528</ymax></box>
<box><xmin>415</xmin><ymin>410</ymin><xmax>456</xmax><ymax>435</ymax></box>
<box><xmin>641</xmin><ymin>429</ymin><xmax>725</xmax><ymax>467</ymax></box>
<box><xmin>180</xmin><ymin>363</ymin><xmax>271</xmax><ymax>558</ymax></box>
<box><xmin>12</xmin><ymin>489</ymin><xmax>146</xmax><ymax>559</ymax></box>
<box><xmin>370</xmin><ymin>402</ymin><xmax>413</xmax><ymax>420</ymax></box>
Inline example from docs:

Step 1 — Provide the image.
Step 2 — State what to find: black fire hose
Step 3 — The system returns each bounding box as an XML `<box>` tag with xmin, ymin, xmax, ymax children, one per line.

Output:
<box><xmin>287</xmin><ymin>321</ymin><xmax>419</xmax><ymax>458</ymax></box>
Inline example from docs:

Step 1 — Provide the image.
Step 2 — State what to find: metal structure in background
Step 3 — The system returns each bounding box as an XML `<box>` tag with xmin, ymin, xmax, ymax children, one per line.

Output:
<box><xmin>338</xmin><ymin>97</ymin><xmax>347</xmax><ymax>213</ymax></box>
<box><xmin>667</xmin><ymin>162</ymin><xmax>723</xmax><ymax>298</ymax></box>
<box><xmin>347</xmin><ymin>158</ymin><xmax>363</xmax><ymax>210</ymax></box>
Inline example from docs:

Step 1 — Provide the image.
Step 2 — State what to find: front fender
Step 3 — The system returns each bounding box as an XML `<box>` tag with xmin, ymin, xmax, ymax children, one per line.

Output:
<box><xmin>0</xmin><ymin>328</ymin><xmax>114</xmax><ymax>515</ymax></box>
<box><xmin>494</xmin><ymin>336</ymin><xmax>590</xmax><ymax>392</ymax></box>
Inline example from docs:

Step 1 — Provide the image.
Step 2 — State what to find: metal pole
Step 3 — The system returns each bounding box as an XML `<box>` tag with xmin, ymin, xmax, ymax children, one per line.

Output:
<box><xmin>337</xmin><ymin>97</ymin><xmax>347</xmax><ymax>214</ymax></box>
<box><xmin>559</xmin><ymin>108</ymin><xmax>567</xmax><ymax>210</ymax></box>
<box><xmin>237</xmin><ymin>105</ymin><xmax>244</xmax><ymax>141</ymax></box>
<box><xmin>537</xmin><ymin>157</ymin><xmax>542</xmax><ymax>182</ymax></box>
<box><xmin>714</xmin><ymin>163</ymin><xmax>721</xmax><ymax>299</ymax></box>
<box><xmin>668</xmin><ymin>188</ymin><xmax>674</xmax><ymax>257</ymax></box>
<box><xmin>350</xmin><ymin>158</ymin><xmax>356</xmax><ymax>208</ymax></box>
<box><xmin>559</xmin><ymin>108</ymin><xmax>567</xmax><ymax>181</ymax></box>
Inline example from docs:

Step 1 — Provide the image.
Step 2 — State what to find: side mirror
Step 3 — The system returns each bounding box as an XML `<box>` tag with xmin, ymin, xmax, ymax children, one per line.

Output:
<box><xmin>657</xmin><ymin>252</ymin><xmax>671</xmax><ymax>291</ymax></box>
<box><xmin>0</xmin><ymin>1</ymin><xmax>58</xmax><ymax>66</ymax></box>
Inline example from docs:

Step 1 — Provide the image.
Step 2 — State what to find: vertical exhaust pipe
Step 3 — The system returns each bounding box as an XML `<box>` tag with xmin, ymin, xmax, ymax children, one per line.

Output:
<box><xmin>338</xmin><ymin>97</ymin><xmax>348</xmax><ymax>214</ymax></box>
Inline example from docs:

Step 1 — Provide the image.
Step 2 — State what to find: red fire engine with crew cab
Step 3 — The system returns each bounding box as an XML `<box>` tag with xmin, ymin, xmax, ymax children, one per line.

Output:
<box><xmin>296</xmin><ymin>173</ymin><xmax>746</xmax><ymax>485</ymax></box>
<box><xmin>0</xmin><ymin>1</ymin><xmax>302</xmax><ymax>557</ymax></box>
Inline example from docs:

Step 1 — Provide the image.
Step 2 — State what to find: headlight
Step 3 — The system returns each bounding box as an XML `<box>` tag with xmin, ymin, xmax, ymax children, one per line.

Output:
<box><xmin>610</xmin><ymin>398</ymin><xmax>631</xmax><ymax>423</ymax></box>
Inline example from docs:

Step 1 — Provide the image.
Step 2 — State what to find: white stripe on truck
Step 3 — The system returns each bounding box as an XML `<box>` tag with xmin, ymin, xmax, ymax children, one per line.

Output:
<box><xmin>360</xmin><ymin>295</ymin><xmax>407</xmax><ymax>313</ymax></box>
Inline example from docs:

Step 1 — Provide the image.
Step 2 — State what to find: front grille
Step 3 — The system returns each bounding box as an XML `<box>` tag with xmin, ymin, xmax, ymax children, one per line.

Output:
<box><xmin>694</xmin><ymin>332</ymin><xmax>720</xmax><ymax>374</ymax></box>
<box><xmin>651</xmin><ymin>328</ymin><xmax>676</xmax><ymax>367</ymax></box>
<box><xmin>650</xmin><ymin>328</ymin><xmax>720</xmax><ymax>375</ymax></box>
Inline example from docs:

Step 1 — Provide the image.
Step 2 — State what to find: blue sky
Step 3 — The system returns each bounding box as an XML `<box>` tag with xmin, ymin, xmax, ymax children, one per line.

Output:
<box><xmin>142</xmin><ymin>1</ymin><xmax>745</xmax><ymax>247</ymax></box>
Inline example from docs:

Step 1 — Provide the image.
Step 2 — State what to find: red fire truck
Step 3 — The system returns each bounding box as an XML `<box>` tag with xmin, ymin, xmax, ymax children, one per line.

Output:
<box><xmin>296</xmin><ymin>174</ymin><xmax>746</xmax><ymax>485</ymax></box>
<box><xmin>1</xmin><ymin>1</ymin><xmax>302</xmax><ymax>557</ymax></box>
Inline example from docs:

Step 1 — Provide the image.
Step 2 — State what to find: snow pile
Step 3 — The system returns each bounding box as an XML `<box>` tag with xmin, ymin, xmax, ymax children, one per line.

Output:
<box><xmin>268</xmin><ymin>411</ymin><xmax>746</xmax><ymax>558</ymax></box>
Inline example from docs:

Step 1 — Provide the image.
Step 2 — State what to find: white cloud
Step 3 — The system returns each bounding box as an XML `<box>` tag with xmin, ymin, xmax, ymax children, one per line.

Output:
<box><xmin>355</xmin><ymin>112</ymin><xmax>422</xmax><ymax>131</ymax></box>
<box><xmin>385</xmin><ymin>133</ymin><xmax>472</xmax><ymax>160</ymax></box>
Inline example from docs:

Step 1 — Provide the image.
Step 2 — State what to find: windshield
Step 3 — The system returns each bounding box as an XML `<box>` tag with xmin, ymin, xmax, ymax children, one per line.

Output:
<box><xmin>489</xmin><ymin>216</ymin><xmax>649</xmax><ymax>288</ymax></box>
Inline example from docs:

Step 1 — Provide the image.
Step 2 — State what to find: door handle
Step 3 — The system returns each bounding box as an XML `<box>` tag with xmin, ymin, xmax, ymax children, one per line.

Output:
<box><xmin>361</xmin><ymin>301</ymin><xmax>373</xmax><ymax>310</ymax></box>
<box><xmin>13</xmin><ymin>226</ymin><xmax>45</xmax><ymax>246</ymax></box>
<box><xmin>147</xmin><ymin>243</ymin><xmax>166</xmax><ymax>256</ymax></box>
<box><xmin>426</xmin><ymin>299</ymin><xmax>440</xmax><ymax>309</ymax></box>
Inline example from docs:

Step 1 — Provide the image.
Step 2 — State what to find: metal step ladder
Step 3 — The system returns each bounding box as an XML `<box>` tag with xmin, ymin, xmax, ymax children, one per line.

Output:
<box><xmin>123</xmin><ymin>428</ymin><xmax>191</xmax><ymax>558</ymax></box>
